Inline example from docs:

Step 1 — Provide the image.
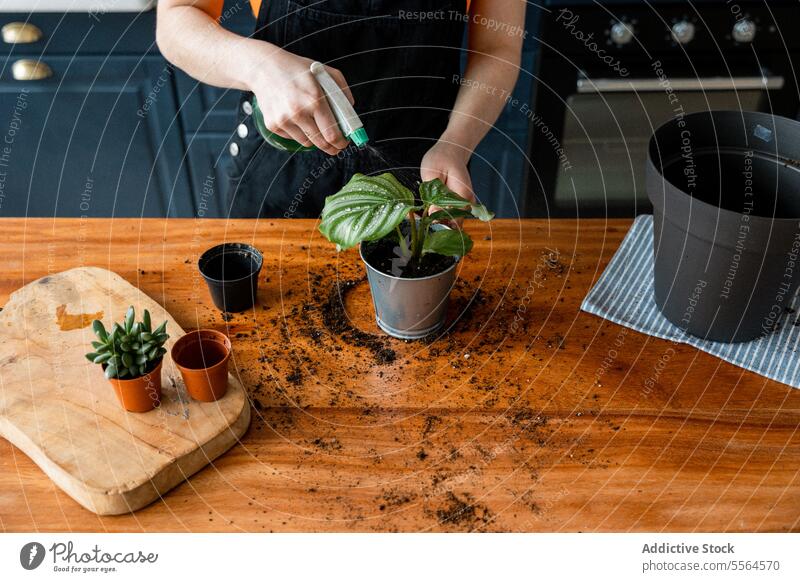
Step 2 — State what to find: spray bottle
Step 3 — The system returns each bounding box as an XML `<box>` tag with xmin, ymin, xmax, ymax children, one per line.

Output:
<box><xmin>251</xmin><ymin>61</ymin><xmax>369</xmax><ymax>152</ymax></box>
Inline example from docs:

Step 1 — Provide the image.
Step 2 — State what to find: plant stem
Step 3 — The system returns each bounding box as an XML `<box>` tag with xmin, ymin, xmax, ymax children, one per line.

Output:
<box><xmin>408</xmin><ymin>211</ymin><xmax>419</xmax><ymax>260</ymax></box>
<box><xmin>396</xmin><ymin>225</ymin><xmax>409</xmax><ymax>258</ymax></box>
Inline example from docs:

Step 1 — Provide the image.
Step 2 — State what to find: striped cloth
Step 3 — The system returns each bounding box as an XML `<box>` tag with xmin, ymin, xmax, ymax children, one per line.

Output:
<box><xmin>581</xmin><ymin>215</ymin><xmax>800</xmax><ymax>390</ymax></box>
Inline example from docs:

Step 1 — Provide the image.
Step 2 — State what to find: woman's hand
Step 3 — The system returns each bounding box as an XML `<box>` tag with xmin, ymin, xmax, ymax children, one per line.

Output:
<box><xmin>250</xmin><ymin>46</ymin><xmax>354</xmax><ymax>156</ymax></box>
<box><xmin>420</xmin><ymin>140</ymin><xmax>476</xmax><ymax>223</ymax></box>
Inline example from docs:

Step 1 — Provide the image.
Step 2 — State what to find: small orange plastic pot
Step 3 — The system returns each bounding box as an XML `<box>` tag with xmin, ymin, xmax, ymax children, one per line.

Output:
<box><xmin>171</xmin><ymin>330</ymin><xmax>231</xmax><ymax>402</ymax></box>
<box><xmin>106</xmin><ymin>359</ymin><xmax>163</xmax><ymax>412</ymax></box>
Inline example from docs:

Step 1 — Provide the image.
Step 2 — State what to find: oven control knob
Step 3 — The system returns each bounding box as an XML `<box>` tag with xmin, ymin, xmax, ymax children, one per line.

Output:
<box><xmin>671</xmin><ymin>21</ymin><xmax>696</xmax><ymax>45</ymax></box>
<box><xmin>610</xmin><ymin>21</ymin><xmax>634</xmax><ymax>45</ymax></box>
<box><xmin>732</xmin><ymin>19</ymin><xmax>757</xmax><ymax>43</ymax></box>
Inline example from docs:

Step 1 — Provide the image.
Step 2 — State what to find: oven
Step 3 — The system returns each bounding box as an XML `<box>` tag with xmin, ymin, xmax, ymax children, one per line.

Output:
<box><xmin>523</xmin><ymin>0</ymin><xmax>800</xmax><ymax>218</ymax></box>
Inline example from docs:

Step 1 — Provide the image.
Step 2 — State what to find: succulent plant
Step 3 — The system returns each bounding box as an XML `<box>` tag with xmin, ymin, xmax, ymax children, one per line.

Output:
<box><xmin>318</xmin><ymin>173</ymin><xmax>494</xmax><ymax>263</ymax></box>
<box><xmin>85</xmin><ymin>306</ymin><xmax>169</xmax><ymax>380</ymax></box>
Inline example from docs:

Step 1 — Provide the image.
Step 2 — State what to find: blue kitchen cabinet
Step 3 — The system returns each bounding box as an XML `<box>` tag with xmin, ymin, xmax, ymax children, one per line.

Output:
<box><xmin>470</xmin><ymin>129</ymin><xmax>529</xmax><ymax>218</ymax></box>
<box><xmin>469</xmin><ymin>7</ymin><xmax>540</xmax><ymax>217</ymax></box>
<box><xmin>175</xmin><ymin>0</ymin><xmax>254</xmax><ymax>217</ymax></box>
<box><xmin>0</xmin><ymin>12</ymin><xmax>158</xmax><ymax>57</ymax></box>
<box><xmin>0</xmin><ymin>55</ymin><xmax>191</xmax><ymax>218</ymax></box>
<box><xmin>182</xmin><ymin>131</ymin><xmax>237</xmax><ymax>218</ymax></box>
<box><xmin>175</xmin><ymin>74</ymin><xmax>242</xmax><ymax>217</ymax></box>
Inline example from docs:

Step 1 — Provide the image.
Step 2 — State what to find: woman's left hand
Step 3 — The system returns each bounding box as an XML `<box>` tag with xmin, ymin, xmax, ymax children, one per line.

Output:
<box><xmin>420</xmin><ymin>141</ymin><xmax>475</xmax><ymax>223</ymax></box>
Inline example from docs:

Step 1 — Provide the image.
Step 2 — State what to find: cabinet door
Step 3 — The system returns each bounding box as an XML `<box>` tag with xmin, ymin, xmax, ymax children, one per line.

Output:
<box><xmin>184</xmin><ymin>132</ymin><xmax>237</xmax><ymax>218</ymax></box>
<box><xmin>0</xmin><ymin>56</ymin><xmax>190</xmax><ymax>218</ymax></box>
<box><xmin>175</xmin><ymin>73</ymin><xmax>243</xmax><ymax>133</ymax></box>
<box><xmin>175</xmin><ymin>0</ymin><xmax>255</xmax><ymax>133</ymax></box>
<box><xmin>471</xmin><ymin>130</ymin><xmax>528</xmax><ymax>219</ymax></box>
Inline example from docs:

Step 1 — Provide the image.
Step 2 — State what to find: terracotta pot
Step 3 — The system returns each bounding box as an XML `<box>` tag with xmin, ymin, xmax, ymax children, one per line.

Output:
<box><xmin>106</xmin><ymin>359</ymin><xmax>163</xmax><ymax>413</ymax></box>
<box><xmin>171</xmin><ymin>330</ymin><xmax>231</xmax><ymax>402</ymax></box>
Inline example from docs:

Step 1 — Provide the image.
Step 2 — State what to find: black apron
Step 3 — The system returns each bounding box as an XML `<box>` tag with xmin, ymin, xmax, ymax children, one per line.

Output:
<box><xmin>226</xmin><ymin>0</ymin><xmax>466</xmax><ymax>218</ymax></box>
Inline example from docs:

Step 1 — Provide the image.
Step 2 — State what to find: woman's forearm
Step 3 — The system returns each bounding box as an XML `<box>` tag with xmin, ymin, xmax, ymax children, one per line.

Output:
<box><xmin>157</xmin><ymin>0</ymin><xmax>354</xmax><ymax>154</ymax></box>
<box><xmin>440</xmin><ymin>0</ymin><xmax>526</xmax><ymax>158</ymax></box>
<box><xmin>156</xmin><ymin>1</ymin><xmax>278</xmax><ymax>92</ymax></box>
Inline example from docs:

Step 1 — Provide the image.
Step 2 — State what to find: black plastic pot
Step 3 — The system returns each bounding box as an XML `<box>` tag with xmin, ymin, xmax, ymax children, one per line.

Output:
<box><xmin>647</xmin><ymin>110</ymin><xmax>800</xmax><ymax>342</ymax></box>
<box><xmin>198</xmin><ymin>243</ymin><xmax>263</xmax><ymax>312</ymax></box>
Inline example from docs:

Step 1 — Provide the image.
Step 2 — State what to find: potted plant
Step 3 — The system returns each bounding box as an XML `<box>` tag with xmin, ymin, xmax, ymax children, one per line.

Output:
<box><xmin>318</xmin><ymin>173</ymin><xmax>493</xmax><ymax>339</ymax></box>
<box><xmin>85</xmin><ymin>306</ymin><xmax>169</xmax><ymax>412</ymax></box>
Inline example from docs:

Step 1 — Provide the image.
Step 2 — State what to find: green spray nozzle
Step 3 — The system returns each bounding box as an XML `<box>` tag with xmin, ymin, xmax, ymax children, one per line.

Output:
<box><xmin>348</xmin><ymin>127</ymin><xmax>369</xmax><ymax>147</ymax></box>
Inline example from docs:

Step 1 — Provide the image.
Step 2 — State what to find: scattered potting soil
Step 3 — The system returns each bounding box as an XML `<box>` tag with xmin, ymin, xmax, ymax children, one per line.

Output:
<box><xmin>378</xmin><ymin>489</ymin><xmax>415</xmax><ymax>511</ymax></box>
<box><xmin>361</xmin><ymin>226</ymin><xmax>456</xmax><ymax>279</ymax></box>
<box><xmin>210</xmin><ymin>237</ymin><xmax>623</xmax><ymax>531</ymax></box>
<box><xmin>312</xmin><ymin>437</ymin><xmax>343</xmax><ymax>451</ymax></box>
<box><xmin>321</xmin><ymin>279</ymin><xmax>397</xmax><ymax>365</ymax></box>
<box><xmin>435</xmin><ymin>492</ymin><xmax>492</xmax><ymax>528</ymax></box>
<box><xmin>285</xmin><ymin>367</ymin><xmax>304</xmax><ymax>386</ymax></box>
<box><xmin>422</xmin><ymin>414</ymin><xmax>442</xmax><ymax>437</ymax></box>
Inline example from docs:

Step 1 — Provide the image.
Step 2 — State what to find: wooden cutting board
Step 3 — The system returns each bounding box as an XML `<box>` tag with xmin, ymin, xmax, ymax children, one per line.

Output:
<box><xmin>0</xmin><ymin>267</ymin><xmax>250</xmax><ymax>515</ymax></box>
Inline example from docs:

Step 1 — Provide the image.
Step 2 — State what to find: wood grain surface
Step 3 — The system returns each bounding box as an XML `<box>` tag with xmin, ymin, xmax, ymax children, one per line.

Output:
<box><xmin>0</xmin><ymin>267</ymin><xmax>250</xmax><ymax>515</ymax></box>
<box><xmin>0</xmin><ymin>218</ymin><xmax>798</xmax><ymax>532</ymax></box>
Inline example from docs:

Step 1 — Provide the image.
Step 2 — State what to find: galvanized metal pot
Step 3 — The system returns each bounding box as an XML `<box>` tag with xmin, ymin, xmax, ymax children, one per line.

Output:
<box><xmin>359</xmin><ymin>226</ymin><xmax>459</xmax><ymax>340</ymax></box>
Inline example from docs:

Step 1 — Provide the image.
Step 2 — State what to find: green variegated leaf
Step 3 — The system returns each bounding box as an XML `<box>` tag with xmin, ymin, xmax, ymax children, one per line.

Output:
<box><xmin>419</xmin><ymin>178</ymin><xmax>472</xmax><ymax>208</ymax></box>
<box><xmin>422</xmin><ymin>229</ymin><xmax>473</xmax><ymax>257</ymax></box>
<box><xmin>427</xmin><ymin>208</ymin><xmax>473</xmax><ymax>222</ymax></box>
<box><xmin>93</xmin><ymin>353</ymin><xmax>112</xmax><ymax>364</ymax></box>
<box><xmin>85</xmin><ymin>352</ymin><xmax>99</xmax><ymax>362</ymax></box>
<box><xmin>470</xmin><ymin>203</ymin><xmax>494</xmax><ymax>221</ymax></box>
<box><xmin>319</xmin><ymin>173</ymin><xmax>419</xmax><ymax>251</ymax></box>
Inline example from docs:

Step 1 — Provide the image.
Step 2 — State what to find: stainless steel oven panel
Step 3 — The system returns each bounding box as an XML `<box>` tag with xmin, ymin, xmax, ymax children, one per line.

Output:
<box><xmin>576</xmin><ymin>76</ymin><xmax>785</xmax><ymax>94</ymax></box>
<box><xmin>554</xmin><ymin>91</ymin><xmax>764</xmax><ymax>208</ymax></box>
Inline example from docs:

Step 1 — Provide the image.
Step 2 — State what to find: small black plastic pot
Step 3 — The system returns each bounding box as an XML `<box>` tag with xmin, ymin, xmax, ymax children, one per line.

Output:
<box><xmin>198</xmin><ymin>243</ymin><xmax>263</xmax><ymax>313</ymax></box>
<box><xmin>647</xmin><ymin>110</ymin><xmax>800</xmax><ymax>342</ymax></box>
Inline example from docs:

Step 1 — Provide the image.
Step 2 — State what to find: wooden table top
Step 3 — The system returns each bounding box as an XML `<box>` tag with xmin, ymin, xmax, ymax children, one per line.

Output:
<box><xmin>1</xmin><ymin>218</ymin><xmax>798</xmax><ymax>532</ymax></box>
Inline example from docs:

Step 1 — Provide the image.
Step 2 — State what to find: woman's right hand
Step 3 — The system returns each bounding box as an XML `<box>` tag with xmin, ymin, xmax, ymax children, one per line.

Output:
<box><xmin>249</xmin><ymin>46</ymin><xmax>354</xmax><ymax>155</ymax></box>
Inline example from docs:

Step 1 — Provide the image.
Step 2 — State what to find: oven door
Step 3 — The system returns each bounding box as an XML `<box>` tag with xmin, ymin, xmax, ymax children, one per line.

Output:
<box><xmin>526</xmin><ymin>67</ymin><xmax>788</xmax><ymax>218</ymax></box>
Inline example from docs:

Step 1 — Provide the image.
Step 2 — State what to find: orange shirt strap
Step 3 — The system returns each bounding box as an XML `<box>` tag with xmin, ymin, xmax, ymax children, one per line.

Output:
<box><xmin>246</xmin><ymin>1</ymin><xmax>471</xmax><ymax>19</ymax></box>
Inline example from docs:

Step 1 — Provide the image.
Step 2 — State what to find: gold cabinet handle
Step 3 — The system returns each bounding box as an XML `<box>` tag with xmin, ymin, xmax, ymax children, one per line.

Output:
<box><xmin>2</xmin><ymin>22</ymin><xmax>43</xmax><ymax>44</ymax></box>
<box><xmin>12</xmin><ymin>59</ymin><xmax>53</xmax><ymax>81</ymax></box>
